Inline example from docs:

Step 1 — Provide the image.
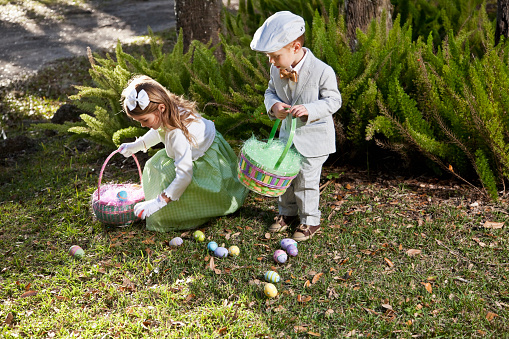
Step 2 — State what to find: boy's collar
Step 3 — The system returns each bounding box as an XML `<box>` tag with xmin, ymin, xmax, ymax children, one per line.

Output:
<box><xmin>289</xmin><ymin>47</ymin><xmax>308</xmax><ymax>73</ymax></box>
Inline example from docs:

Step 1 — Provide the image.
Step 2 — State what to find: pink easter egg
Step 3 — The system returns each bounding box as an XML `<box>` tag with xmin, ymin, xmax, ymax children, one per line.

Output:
<box><xmin>287</xmin><ymin>244</ymin><xmax>298</xmax><ymax>257</ymax></box>
<box><xmin>273</xmin><ymin>249</ymin><xmax>287</xmax><ymax>264</ymax></box>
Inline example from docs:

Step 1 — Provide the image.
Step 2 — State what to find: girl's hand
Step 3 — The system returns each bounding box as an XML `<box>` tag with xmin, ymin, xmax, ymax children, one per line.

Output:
<box><xmin>134</xmin><ymin>194</ymin><xmax>168</xmax><ymax>219</ymax></box>
<box><xmin>118</xmin><ymin>140</ymin><xmax>145</xmax><ymax>157</ymax></box>
<box><xmin>271</xmin><ymin>102</ymin><xmax>291</xmax><ymax>119</ymax></box>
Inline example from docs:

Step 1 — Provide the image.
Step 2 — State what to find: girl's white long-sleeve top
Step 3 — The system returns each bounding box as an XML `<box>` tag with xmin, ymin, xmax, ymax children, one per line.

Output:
<box><xmin>140</xmin><ymin>116</ymin><xmax>216</xmax><ymax>201</ymax></box>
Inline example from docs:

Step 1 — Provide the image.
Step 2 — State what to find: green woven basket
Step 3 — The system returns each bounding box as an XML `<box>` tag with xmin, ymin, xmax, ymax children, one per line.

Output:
<box><xmin>237</xmin><ymin>117</ymin><xmax>301</xmax><ymax>197</ymax></box>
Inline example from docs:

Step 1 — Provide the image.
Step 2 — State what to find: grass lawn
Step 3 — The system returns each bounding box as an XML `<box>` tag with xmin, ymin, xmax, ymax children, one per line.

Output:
<box><xmin>1</xmin><ymin>17</ymin><xmax>509</xmax><ymax>339</ymax></box>
<box><xmin>1</xmin><ymin>130</ymin><xmax>508</xmax><ymax>337</ymax></box>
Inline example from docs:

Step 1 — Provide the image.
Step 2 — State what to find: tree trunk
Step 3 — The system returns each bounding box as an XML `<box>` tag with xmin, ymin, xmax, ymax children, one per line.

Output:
<box><xmin>345</xmin><ymin>0</ymin><xmax>393</xmax><ymax>50</ymax></box>
<box><xmin>495</xmin><ymin>0</ymin><xmax>509</xmax><ymax>46</ymax></box>
<box><xmin>174</xmin><ymin>0</ymin><xmax>222</xmax><ymax>51</ymax></box>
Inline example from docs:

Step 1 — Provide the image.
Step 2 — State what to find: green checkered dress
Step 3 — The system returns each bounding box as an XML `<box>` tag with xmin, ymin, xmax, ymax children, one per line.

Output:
<box><xmin>142</xmin><ymin>132</ymin><xmax>248</xmax><ymax>232</ymax></box>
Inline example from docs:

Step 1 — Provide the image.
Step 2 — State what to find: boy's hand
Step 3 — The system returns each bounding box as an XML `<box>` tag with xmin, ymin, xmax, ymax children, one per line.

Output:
<box><xmin>289</xmin><ymin>105</ymin><xmax>308</xmax><ymax>121</ymax></box>
<box><xmin>271</xmin><ymin>102</ymin><xmax>291</xmax><ymax>119</ymax></box>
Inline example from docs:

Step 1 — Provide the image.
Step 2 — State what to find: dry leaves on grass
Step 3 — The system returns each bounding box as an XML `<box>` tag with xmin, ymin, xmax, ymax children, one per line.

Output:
<box><xmin>486</xmin><ymin>312</ymin><xmax>498</xmax><ymax>321</ymax></box>
<box><xmin>421</xmin><ymin>282</ymin><xmax>433</xmax><ymax>294</ymax></box>
<box><xmin>297</xmin><ymin>294</ymin><xmax>312</xmax><ymax>303</ymax></box>
<box><xmin>384</xmin><ymin>258</ymin><xmax>394</xmax><ymax>267</ymax></box>
<box><xmin>20</xmin><ymin>290</ymin><xmax>37</xmax><ymax>298</ymax></box>
<box><xmin>483</xmin><ymin>221</ymin><xmax>504</xmax><ymax>229</ymax></box>
<box><xmin>406</xmin><ymin>249</ymin><xmax>422</xmax><ymax>256</ymax></box>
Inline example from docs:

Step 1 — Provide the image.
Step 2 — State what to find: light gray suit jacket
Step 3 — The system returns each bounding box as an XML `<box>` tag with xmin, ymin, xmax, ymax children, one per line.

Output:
<box><xmin>264</xmin><ymin>49</ymin><xmax>342</xmax><ymax>157</ymax></box>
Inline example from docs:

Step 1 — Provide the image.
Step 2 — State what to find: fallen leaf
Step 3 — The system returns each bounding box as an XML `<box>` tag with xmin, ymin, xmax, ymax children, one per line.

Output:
<box><xmin>325</xmin><ymin>309</ymin><xmax>334</xmax><ymax>317</ymax></box>
<box><xmin>142</xmin><ymin>236</ymin><xmax>155</xmax><ymax>244</ymax></box>
<box><xmin>406</xmin><ymin>249</ymin><xmax>422</xmax><ymax>256</ymax></box>
<box><xmin>484</xmin><ymin>221</ymin><xmax>504</xmax><ymax>229</ymax></box>
<box><xmin>384</xmin><ymin>258</ymin><xmax>394</xmax><ymax>267</ymax></box>
<box><xmin>217</xmin><ymin>327</ymin><xmax>227</xmax><ymax>335</ymax></box>
<box><xmin>264</xmin><ymin>233</ymin><xmax>271</xmax><ymax>239</ymax></box>
<box><xmin>184</xmin><ymin>294</ymin><xmax>194</xmax><ymax>303</ymax></box>
<box><xmin>20</xmin><ymin>290</ymin><xmax>37</xmax><ymax>298</ymax></box>
<box><xmin>363</xmin><ymin>307</ymin><xmax>379</xmax><ymax>315</ymax></box>
<box><xmin>486</xmin><ymin>312</ymin><xmax>498</xmax><ymax>321</ymax></box>
<box><xmin>274</xmin><ymin>305</ymin><xmax>286</xmax><ymax>312</ymax></box>
<box><xmin>307</xmin><ymin>331</ymin><xmax>321</xmax><ymax>337</ymax></box>
<box><xmin>209</xmin><ymin>257</ymin><xmax>215</xmax><ymax>271</ymax></box>
<box><xmin>297</xmin><ymin>294</ymin><xmax>312</xmax><ymax>303</ymax></box>
<box><xmin>381</xmin><ymin>303</ymin><xmax>392</xmax><ymax>310</ymax></box>
<box><xmin>294</xmin><ymin>326</ymin><xmax>307</xmax><ymax>333</ymax></box>
<box><xmin>312</xmin><ymin>273</ymin><xmax>323</xmax><ymax>284</ymax></box>
<box><xmin>5</xmin><ymin>313</ymin><xmax>13</xmax><ymax>325</ymax></box>
<box><xmin>304</xmin><ymin>280</ymin><xmax>311</xmax><ymax>288</ymax></box>
<box><xmin>422</xmin><ymin>282</ymin><xmax>433</xmax><ymax>294</ymax></box>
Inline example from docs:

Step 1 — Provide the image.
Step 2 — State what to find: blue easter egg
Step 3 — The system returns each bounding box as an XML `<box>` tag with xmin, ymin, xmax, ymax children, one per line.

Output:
<box><xmin>207</xmin><ymin>241</ymin><xmax>218</xmax><ymax>252</ymax></box>
<box><xmin>117</xmin><ymin>190</ymin><xmax>128</xmax><ymax>201</ymax></box>
<box><xmin>214</xmin><ymin>246</ymin><xmax>228</xmax><ymax>258</ymax></box>
<box><xmin>264</xmin><ymin>270</ymin><xmax>281</xmax><ymax>283</ymax></box>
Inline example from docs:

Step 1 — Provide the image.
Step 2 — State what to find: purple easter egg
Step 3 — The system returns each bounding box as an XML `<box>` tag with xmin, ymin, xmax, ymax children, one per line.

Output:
<box><xmin>273</xmin><ymin>249</ymin><xmax>287</xmax><ymax>264</ymax></box>
<box><xmin>169</xmin><ymin>237</ymin><xmax>183</xmax><ymax>246</ymax></box>
<box><xmin>287</xmin><ymin>244</ymin><xmax>298</xmax><ymax>257</ymax></box>
<box><xmin>280</xmin><ymin>238</ymin><xmax>297</xmax><ymax>250</ymax></box>
<box><xmin>214</xmin><ymin>246</ymin><xmax>228</xmax><ymax>258</ymax></box>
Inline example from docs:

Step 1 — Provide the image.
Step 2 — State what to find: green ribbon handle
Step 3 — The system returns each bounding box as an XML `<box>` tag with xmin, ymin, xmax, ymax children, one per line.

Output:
<box><xmin>267</xmin><ymin>115</ymin><xmax>297</xmax><ymax>170</ymax></box>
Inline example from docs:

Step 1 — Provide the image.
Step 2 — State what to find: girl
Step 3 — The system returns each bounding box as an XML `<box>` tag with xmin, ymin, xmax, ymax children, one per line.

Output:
<box><xmin>118</xmin><ymin>75</ymin><xmax>248</xmax><ymax>232</ymax></box>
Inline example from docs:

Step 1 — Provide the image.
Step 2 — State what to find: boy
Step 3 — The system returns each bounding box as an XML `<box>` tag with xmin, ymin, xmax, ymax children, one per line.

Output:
<box><xmin>250</xmin><ymin>11</ymin><xmax>342</xmax><ymax>241</ymax></box>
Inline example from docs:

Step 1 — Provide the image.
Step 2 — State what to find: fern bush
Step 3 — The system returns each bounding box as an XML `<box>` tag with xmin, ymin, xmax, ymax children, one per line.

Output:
<box><xmin>365</xmin><ymin>7</ymin><xmax>509</xmax><ymax>199</ymax></box>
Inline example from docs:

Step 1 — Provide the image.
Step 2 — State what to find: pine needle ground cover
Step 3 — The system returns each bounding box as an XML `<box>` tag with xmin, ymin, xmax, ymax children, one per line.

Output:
<box><xmin>1</xmin><ymin>134</ymin><xmax>508</xmax><ymax>338</ymax></box>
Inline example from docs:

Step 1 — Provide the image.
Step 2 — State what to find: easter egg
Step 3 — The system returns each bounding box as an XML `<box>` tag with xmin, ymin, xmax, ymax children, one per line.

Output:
<box><xmin>193</xmin><ymin>230</ymin><xmax>205</xmax><ymax>242</ymax></box>
<box><xmin>69</xmin><ymin>245</ymin><xmax>84</xmax><ymax>258</ymax></box>
<box><xmin>228</xmin><ymin>245</ymin><xmax>240</xmax><ymax>256</ymax></box>
<box><xmin>207</xmin><ymin>241</ymin><xmax>218</xmax><ymax>252</ymax></box>
<box><xmin>280</xmin><ymin>238</ymin><xmax>297</xmax><ymax>250</ymax></box>
<box><xmin>264</xmin><ymin>283</ymin><xmax>278</xmax><ymax>298</ymax></box>
<box><xmin>214</xmin><ymin>246</ymin><xmax>228</xmax><ymax>258</ymax></box>
<box><xmin>117</xmin><ymin>190</ymin><xmax>128</xmax><ymax>201</ymax></box>
<box><xmin>287</xmin><ymin>244</ymin><xmax>298</xmax><ymax>257</ymax></box>
<box><xmin>169</xmin><ymin>237</ymin><xmax>183</xmax><ymax>246</ymax></box>
<box><xmin>273</xmin><ymin>249</ymin><xmax>287</xmax><ymax>264</ymax></box>
<box><xmin>264</xmin><ymin>270</ymin><xmax>280</xmax><ymax>283</ymax></box>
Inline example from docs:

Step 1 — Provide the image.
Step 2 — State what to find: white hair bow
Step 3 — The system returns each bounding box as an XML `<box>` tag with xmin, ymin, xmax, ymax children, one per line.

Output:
<box><xmin>125</xmin><ymin>87</ymin><xmax>150</xmax><ymax>110</ymax></box>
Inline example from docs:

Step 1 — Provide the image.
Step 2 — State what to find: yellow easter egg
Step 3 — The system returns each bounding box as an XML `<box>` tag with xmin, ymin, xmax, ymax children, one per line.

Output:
<box><xmin>264</xmin><ymin>283</ymin><xmax>278</xmax><ymax>298</ymax></box>
<box><xmin>193</xmin><ymin>230</ymin><xmax>205</xmax><ymax>242</ymax></box>
<box><xmin>228</xmin><ymin>245</ymin><xmax>240</xmax><ymax>256</ymax></box>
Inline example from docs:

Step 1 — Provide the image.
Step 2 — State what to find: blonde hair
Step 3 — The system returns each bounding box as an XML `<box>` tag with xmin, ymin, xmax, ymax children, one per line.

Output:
<box><xmin>121</xmin><ymin>75</ymin><xmax>199</xmax><ymax>145</ymax></box>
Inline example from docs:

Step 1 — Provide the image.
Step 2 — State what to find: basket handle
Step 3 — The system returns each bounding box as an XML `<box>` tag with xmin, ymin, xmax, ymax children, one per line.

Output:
<box><xmin>267</xmin><ymin>115</ymin><xmax>297</xmax><ymax>170</ymax></box>
<box><xmin>97</xmin><ymin>150</ymin><xmax>143</xmax><ymax>200</ymax></box>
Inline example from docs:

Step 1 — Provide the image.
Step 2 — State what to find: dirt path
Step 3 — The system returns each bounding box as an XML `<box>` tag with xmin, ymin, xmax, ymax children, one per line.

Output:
<box><xmin>0</xmin><ymin>0</ymin><xmax>175</xmax><ymax>86</ymax></box>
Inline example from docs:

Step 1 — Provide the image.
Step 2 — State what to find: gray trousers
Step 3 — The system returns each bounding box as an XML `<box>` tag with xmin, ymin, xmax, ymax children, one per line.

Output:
<box><xmin>278</xmin><ymin>154</ymin><xmax>328</xmax><ymax>226</ymax></box>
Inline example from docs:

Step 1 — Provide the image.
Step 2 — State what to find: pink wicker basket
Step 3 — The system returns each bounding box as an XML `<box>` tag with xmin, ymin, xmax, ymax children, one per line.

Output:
<box><xmin>91</xmin><ymin>150</ymin><xmax>145</xmax><ymax>225</ymax></box>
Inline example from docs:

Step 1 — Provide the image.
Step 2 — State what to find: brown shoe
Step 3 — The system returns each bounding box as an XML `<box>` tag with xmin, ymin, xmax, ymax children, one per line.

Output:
<box><xmin>269</xmin><ymin>215</ymin><xmax>298</xmax><ymax>232</ymax></box>
<box><xmin>292</xmin><ymin>224</ymin><xmax>320</xmax><ymax>242</ymax></box>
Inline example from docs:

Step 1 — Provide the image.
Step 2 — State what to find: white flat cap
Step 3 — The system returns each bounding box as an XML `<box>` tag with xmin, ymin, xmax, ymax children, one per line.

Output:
<box><xmin>250</xmin><ymin>11</ymin><xmax>305</xmax><ymax>53</ymax></box>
